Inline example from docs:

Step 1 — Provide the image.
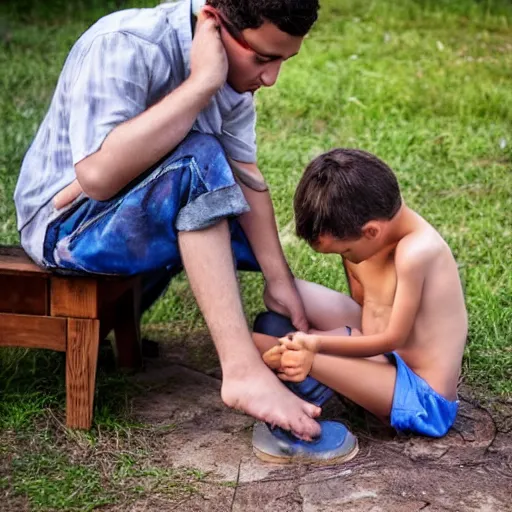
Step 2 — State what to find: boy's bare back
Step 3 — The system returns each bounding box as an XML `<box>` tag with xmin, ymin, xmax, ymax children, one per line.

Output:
<box><xmin>345</xmin><ymin>209</ymin><xmax>467</xmax><ymax>400</ymax></box>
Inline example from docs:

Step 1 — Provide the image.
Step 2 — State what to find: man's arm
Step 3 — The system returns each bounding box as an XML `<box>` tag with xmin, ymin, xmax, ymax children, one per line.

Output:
<box><xmin>233</xmin><ymin>161</ymin><xmax>308</xmax><ymax>331</ymax></box>
<box><xmin>75</xmin><ymin>78</ymin><xmax>218</xmax><ymax>201</ymax></box>
<box><xmin>55</xmin><ymin>13</ymin><xmax>226</xmax><ymax>206</ymax></box>
<box><xmin>234</xmin><ymin>161</ymin><xmax>290</xmax><ymax>282</ymax></box>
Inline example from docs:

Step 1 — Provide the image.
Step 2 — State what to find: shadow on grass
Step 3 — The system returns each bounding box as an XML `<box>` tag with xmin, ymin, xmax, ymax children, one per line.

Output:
<box><xmin>0</xmin><ymin>342</ymin><xmax>137</xmax><ymax>431</ymax></box>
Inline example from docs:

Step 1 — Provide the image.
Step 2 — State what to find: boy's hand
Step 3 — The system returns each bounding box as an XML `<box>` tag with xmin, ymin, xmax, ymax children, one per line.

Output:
<box><xmin>277</xmin><ymin>332</ymin><xmax>319</xmax><ymax>382</ymax></box>
<box><xmin>280</xmin><ymin>332</ymin><xmax>320</xmax><ymax>353</ymax></box>
<box><xmin>262</xmin><ymin>344</ymin><xmax>286</xmax><ymax>370</ymax></box>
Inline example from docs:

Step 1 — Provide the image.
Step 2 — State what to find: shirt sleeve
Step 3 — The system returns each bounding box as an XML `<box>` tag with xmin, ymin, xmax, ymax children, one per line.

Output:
<box><xmin>68</xmin><ymin>32</ymin><xmax>160</xmax><ymax>165</ymax></box>
<box><xmin>219</xmin><ymin>94</ymin><xmax>257</xmax><ymax>163</ymax></box>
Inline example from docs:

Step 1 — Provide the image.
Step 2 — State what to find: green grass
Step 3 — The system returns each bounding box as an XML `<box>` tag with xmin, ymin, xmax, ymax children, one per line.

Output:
<box><xmin>1</xmin><ymin>427</ymin><xmax>207</xmax><ymax>511</ymax></box>
<box><xmin>1</xmin><ymin>0</ymin><xmax>511</xmax><ymax>509</ymax></box>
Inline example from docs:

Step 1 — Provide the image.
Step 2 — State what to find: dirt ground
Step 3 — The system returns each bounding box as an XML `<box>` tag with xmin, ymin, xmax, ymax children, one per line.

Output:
<box><xmin>105</xmin><ymin>331</ymin><xmax>512</xmax><ymax>512</ymax></box>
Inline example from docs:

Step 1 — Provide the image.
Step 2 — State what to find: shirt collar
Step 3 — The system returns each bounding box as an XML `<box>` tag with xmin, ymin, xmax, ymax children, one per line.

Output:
<box><xmin>191</xmin><ymin>0</ymin><xmax>206</xmax><ymax>16</ymax></box>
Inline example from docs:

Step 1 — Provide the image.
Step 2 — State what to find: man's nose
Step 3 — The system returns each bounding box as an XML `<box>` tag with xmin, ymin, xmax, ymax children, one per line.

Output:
<box><xmin>260</xmin><ymin>61</ymin><xmax>282</xmax><ymax>87</ymax></box>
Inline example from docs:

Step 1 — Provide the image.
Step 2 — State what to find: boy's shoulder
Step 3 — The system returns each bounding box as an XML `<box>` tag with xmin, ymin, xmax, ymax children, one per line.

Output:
<box><xmin>395</xmin><ymin>222</ymin><xmax>448</xmax><ymax>271</ymax></box>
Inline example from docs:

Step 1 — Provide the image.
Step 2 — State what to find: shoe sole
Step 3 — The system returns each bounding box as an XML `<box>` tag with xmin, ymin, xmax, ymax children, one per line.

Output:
<box><xmin>252</xmin><ymin>423</ymin><xmax>359</xmax><ymax>465</ymax></box>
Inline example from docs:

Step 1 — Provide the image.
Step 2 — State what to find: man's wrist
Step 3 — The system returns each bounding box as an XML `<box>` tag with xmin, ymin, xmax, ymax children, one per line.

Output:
<box><xmin>186</xmin><ymin>73</ymin><xmax>221</xmax><ymax>104</ymax></box>
<box><xmin>263</xmin><ymin>262</ymin><xmax>294</xmax><ymax>284</ymax></box>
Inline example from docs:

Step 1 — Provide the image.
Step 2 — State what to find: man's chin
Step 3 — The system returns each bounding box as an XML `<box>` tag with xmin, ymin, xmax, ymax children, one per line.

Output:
<box><xmin>227</xmin><ymin>79</ymin><xmax>254</xmax><ymax>95</ymax></box>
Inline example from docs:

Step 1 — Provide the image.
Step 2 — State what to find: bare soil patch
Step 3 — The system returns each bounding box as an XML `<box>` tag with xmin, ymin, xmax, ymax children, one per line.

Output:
<box><xmin>125</xmin><ymin>332</ymin><xmax>511</xmax><ymax>511</ymax></box>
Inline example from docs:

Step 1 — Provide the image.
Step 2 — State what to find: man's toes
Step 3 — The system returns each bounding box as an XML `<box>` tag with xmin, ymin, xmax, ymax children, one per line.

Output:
<box><xmin>291</xmin><ymin>415</ymin><xmax>320</xmax><ymax>440</ymax></box>
<box><xmin>271</xmin><ymin>411</ymin><xmax>291</xmax><ymax>432</ymax></box>
<box><xmin>303</xmin><ymin>402</ymin><xmax>322</xmax><ymax>418</ymax></box>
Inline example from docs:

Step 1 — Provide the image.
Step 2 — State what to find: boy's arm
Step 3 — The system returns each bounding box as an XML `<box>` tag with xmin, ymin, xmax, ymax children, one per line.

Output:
<box><xmin>235</xmin><ymin>162</ymin><xmax>308</xmax><ymax>332</ymax></box>
<box><xmin>290</xmin><ymin>243</ymin><xmax>430</xmax><ymax>358</ymax></box>
<box><xmin>343</xmin><ymin>260</ymin><xmax>364</xmax><ymax>306</ymax></box>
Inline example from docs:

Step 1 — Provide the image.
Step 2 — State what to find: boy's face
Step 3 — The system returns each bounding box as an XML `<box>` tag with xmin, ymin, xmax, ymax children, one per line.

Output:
<box><xmin>313</xmin><ymin>228</ymin><xmax>382</xmax><ymax>264</ymax></box>
<box><xmin>218</xmin><ymin>18</ymin><xmax>304</xmax><ymax>93</ymax></box>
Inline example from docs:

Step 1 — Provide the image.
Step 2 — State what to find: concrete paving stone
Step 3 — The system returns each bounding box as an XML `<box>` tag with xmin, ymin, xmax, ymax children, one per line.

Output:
<box><xmin>232</xmin><ymin>479</ymin><xmax>303</xmax><ymax>512</ymax></box>
<box><xmin>126</xmin><ymin>349</ymin><xmax>512</xmax><ymax>512</ymax></box>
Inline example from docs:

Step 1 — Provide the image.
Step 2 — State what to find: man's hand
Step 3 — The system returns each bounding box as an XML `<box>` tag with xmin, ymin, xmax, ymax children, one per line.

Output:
<box><xmin>190</xmin><ymin>10</ymin><xmax>228</xmax><ymax>94</ymax></box>
<box><xmin>277</xmin><ymin>333</ymin><xmax>318</xmax><ymax>382</ymax></box>
<box><xmin>262</xmin><ymin>344</ymin><xmax>286</xmax><ymax>370</ymax></box>
<box><xmin>53</xmin><ymin>179</ymin><xmax>84</xmax><ymax>210</ymax></box>
<box><xmin>263</xmin><ymin>278</ymin><xmax>309</xmax><ymax>332</ymax></box>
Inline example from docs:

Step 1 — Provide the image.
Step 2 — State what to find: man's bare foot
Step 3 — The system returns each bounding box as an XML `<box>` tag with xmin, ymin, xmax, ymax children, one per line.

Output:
<box><xmin>221</xmin><ymin>364</ymin><xmax>321</xmax><ymax>440</ymax></box>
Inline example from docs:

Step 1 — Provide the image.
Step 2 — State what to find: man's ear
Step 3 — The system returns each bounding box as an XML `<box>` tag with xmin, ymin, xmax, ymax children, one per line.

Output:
<box><xmin>361</xmin><ymin>221</ymin><xmax>381</xmax><ymax>240</ymax></box>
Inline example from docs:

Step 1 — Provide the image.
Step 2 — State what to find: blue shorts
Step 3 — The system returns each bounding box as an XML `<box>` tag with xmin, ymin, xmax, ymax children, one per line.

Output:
<box><xmin>42</xmin><ymin>132</ymin><xmax>259</xmax><ymax>311</ymax></box>
<box><xmin>386</xmin><ymin>352</ymin><xmax>458</xmax><ymax>438</ymax></box>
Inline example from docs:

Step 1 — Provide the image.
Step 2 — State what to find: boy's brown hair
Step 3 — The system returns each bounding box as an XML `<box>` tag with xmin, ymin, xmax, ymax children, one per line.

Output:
<box><xmin>294</xmin><ymin>148</ymin><xmax>402</xmax><ymax>244</ymax></box>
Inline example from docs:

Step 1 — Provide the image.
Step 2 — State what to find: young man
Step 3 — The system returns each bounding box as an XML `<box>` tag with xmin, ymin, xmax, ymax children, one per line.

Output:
<box><xmin>13</xmin><ymin>0</ymin><xmax>323</xmax><ymax>439</ymax></box>
<box><xmin>254</xmin><ymin>148</ymin><xmax>468</xmax><ymax>440</ymax></box>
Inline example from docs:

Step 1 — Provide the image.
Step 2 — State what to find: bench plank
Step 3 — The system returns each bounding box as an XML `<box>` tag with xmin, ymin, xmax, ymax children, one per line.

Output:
<box><xmin>0</xmin><ymin>246</ymin><xmax>49</xmax><ymax>276</ymax></box>
<box><xmin>0</xmin><ymin>313</ymin><xmax>66</xmax><ymax>351</ymax></box>
<box><xmin>0</xmin><ymin>275</ymin><xmax>48</xmax><ymax>315</ymax></box>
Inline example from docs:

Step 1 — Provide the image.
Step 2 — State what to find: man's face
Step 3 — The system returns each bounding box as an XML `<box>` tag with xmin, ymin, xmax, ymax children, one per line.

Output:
<box><xmin>219</xmin><ymin>19</ymin><xmax>304</xmax><ymax>94</ymax></box>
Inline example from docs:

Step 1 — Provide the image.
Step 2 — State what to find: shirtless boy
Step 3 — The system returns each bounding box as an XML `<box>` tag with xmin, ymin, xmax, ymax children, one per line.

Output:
<box><xmin>254</xmin><ymin>148</ymin><xmax>468</xmax><ymax>438</ymax></box>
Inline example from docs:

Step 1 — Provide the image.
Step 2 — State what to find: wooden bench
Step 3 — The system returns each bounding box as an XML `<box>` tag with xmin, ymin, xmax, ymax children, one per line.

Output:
<box><xmin>0</xmin><ymin>246</ymin><xmax>142</xmax><ymax>429</ymax></box>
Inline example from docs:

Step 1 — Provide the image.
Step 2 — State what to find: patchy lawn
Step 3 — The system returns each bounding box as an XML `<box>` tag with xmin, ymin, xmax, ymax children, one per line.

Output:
<box><xmin>0</xmin><ymin>0</ymin><xmax>511</xmax><ymax>509</ymax></box>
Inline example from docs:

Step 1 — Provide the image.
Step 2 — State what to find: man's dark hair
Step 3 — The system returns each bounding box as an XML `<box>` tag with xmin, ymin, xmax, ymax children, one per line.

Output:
<box><xmin>294</xmin><ymin>149</ymin><xmax>402</xmax><ymax>244</ymax></box>
<box><xmin>206</xmin><ymin>0</ymin><xmax>319</xmax><ymax>37</ymax></box>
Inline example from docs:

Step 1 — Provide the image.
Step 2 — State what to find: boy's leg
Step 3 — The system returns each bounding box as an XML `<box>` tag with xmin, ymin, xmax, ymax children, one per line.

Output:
<box><xmin>254</xmin><ymin>311</ymin><xmax>396</xmax><ymax>417</ymax></box>
<box><xmin>253</xmin><ymin>332</ymin><xmax>280</xmax><ymax>355</ymax></box>
<box><xmin>295</xmin><ymin>279</ymin><xmax>362</xmax><ymax>331</ymax></box>
<box><xmin>310</xmin><ymin>354</ymin><xmax>396</xmax><ymax>419</ymax></box>
<box><xmin>43</xmin><ymin>132</ymin><xmax>321</xmax><ymax>439</ymax></box>
<box><xmin>262</xmin><ymin>281</ymin><xmax>395</xmax><ymax>417</ymax></box>
<box><xmin>252</xmin><ymin>311</ymin><xmax>334</xmax><ymax>407</ymax></box>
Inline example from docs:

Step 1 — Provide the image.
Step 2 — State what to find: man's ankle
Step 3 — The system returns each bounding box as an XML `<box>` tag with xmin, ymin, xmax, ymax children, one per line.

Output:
<box><xmin>221</xmin><ymin>358</ymin><xmax>268</xmax><ymax>381</ymax></box>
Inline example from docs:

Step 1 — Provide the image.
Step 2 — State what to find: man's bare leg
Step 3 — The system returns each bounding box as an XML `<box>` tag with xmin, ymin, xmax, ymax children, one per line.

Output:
<box><xmin>178</xmin><ymin>221</ymin><xmax>321</xmax><ymax>439</ymax></box>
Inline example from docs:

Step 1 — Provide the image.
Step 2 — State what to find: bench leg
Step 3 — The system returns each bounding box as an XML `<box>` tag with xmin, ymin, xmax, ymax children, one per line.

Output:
<box><xmin>66</xmin><ymin>318</ymin><xmax>100</xmax><ymax>429</ymax></box>
<box><xmin>114</xmin><ymin>281</ymin><xmax>142</xmax><ymax>369</ymax></box>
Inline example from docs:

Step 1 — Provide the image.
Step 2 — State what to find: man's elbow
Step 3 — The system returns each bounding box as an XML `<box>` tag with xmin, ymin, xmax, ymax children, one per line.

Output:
<box><xmin>229</xmin><ymin>160</ymin><xmax>268</xmax><ymax>192</ymax></box>
<box><xmin>75</xmin><ymin>160</ymin><xmax>115</xmax><ymax>201</ymax></box>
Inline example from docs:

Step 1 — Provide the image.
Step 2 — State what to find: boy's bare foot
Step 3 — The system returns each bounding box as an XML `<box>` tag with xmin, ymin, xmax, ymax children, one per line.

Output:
<box><xmin>221</xmin><ymin>364</ymin><xmax>321</xmax><ymax>440</ymax></box>
<box><xmin>262</xmin><ymin>345</ymin><xmax>285</xmax><ymax>370</ymax></box>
